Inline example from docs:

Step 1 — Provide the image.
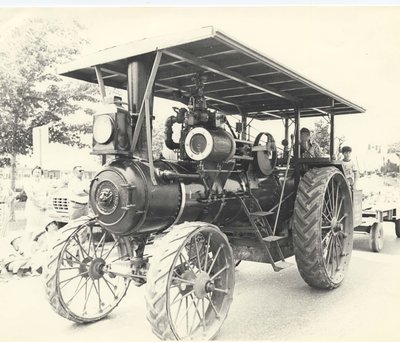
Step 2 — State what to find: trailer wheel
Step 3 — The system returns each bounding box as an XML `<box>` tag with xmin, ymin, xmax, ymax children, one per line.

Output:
<box><xmin>145</xmin><ymin>222</ymin><xmax>234</xmax><ymax>340</ymax></box>
<box><xmin>293</xmin><ymin>167</ymin><xmax>353</xmax><ymax>289</ymax></box>
<box><xmin>370</xmin><ymin>222</ymin><xmax>384</xmax><ymax>252</ymax></box>
<box><xmin>395</xmin><ymin>219</ymin><xmax>400</xmax><ymax>238</ymax></box>
<box><xmin>44</xmin><ymin>222</ymin><xmax>130</xmax><ymax>323</ymax></box>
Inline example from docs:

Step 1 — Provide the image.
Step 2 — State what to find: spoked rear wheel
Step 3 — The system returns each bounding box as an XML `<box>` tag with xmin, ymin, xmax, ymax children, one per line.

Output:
<box><xmin>44</xmin><ymin>223</ymin><xmax>131</xmax><ymax>323</ymax></box>
<box><xmin>145</xmin><ymin>222</ymin><xmax>235</xmax><ymax>340</ymax></box>
<box><xmin>294</xmin><ymin>167</ymin><xmax>354</xmax><ymax>289</ymax></box>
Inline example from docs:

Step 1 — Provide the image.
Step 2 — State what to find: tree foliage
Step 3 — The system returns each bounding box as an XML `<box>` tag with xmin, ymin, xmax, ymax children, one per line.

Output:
<box><xmin>388</xmin><ymin>142</ymin><xmax>400</xmax><ymax>154</ymax></box>
<box><xmin>0</xmin><ymin>18</ymin><xmax>99</xmax><ymax>167</ymax></box>
<box><xmin>152</xmin><ymin>118</ymin><xmax>166</xmax><ymax>159</ymax></box>
<box><xmin>312</xmin><ymin>118</ymin><xmax>345</xmax><ymax>157</ymax></box>
<box><xmin>313</xmin><ymin>119</ymin><xmax>330</xmax><ymax>154</ymax></box>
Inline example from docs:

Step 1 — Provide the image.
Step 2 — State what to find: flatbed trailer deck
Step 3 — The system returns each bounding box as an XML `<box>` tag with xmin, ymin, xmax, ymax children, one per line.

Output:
<box><xmin>354</xmin><ymin>203</ymin><xmax>400</xmax><ymax>252</ymax></box>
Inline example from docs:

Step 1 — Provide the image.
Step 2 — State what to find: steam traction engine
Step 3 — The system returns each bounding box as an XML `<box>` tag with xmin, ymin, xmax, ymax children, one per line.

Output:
<box><xmin>44</xmin><ymin>27</ymin><xmax>365</xmax><ymax>340</ymax></box>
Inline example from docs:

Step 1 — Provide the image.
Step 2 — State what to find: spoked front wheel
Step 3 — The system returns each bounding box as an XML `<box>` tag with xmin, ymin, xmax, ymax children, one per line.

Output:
<box><xmin>145</xmin><ymin>222</ymin><xmax>235</xmax><ymax>340</ymax></box>
<box><xmin>44</xmin><ymin>223</ymin><xmax>131</xmax><ymax>323</ymax></box>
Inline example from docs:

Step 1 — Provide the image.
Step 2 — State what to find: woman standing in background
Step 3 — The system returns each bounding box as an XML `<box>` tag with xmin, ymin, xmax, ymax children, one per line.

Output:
<box><xmin>23</xmin><ymin>166</ymin><xmax>48</xmax><ymax>250</ymax></box>
<box><xmin>0</xmin><ymin>181</ymin><xmax>15</xmax><ymax>238</ymax></box>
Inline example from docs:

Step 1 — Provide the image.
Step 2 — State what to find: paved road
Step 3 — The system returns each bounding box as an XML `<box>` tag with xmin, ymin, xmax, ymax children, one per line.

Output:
<box><xmin>1</xmin><ymin>222</ymin><xmax>400</xmax><ymax>341</ymax></box>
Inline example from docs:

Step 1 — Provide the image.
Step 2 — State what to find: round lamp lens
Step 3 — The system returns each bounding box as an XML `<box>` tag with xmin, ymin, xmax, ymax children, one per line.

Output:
<box><xmin>93</xmin><ymin>116</ymin><xmax>113</xmax><ymax>144</ymax></box>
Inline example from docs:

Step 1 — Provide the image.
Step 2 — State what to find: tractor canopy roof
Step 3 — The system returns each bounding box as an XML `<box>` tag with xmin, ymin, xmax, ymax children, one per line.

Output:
<box><xmin>59</xmin><ymin>26</ymin><xmax>365</xmax><ymax>119</ymax></box>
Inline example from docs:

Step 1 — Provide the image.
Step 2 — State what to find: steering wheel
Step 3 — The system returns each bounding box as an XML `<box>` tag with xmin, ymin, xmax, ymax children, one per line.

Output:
<box><xmin>252</xmin><ymin>132</ymin><xmax>277</xmax><ymax>176</ymax></box>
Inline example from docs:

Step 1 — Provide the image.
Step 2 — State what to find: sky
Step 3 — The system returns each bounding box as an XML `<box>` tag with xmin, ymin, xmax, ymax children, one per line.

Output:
<box><xmin>1</xmin><ymin>6</ymin><xmax>400</xmax><ymax>157</ymax></box>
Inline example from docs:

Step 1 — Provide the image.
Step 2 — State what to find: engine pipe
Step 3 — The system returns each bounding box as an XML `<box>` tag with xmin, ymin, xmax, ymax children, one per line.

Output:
<box><xmin>159</xmin><ymin>169</ymin><xmax>201</xmax><ymax>181</ymax></box>
<box><xmin>164</xmin><ymin>116</ymin><xmax>180</xmax><ymax>150</ymax></box>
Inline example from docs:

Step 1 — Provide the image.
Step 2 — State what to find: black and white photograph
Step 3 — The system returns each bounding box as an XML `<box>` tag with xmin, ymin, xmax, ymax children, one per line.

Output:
<box><xmin>1</xmin><ymin>3</ymin><xmax>400</xmax><ymax>341</ymax></box>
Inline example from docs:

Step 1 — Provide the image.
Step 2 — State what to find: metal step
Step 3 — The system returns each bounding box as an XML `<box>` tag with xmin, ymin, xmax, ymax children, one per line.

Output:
<box><xmin>262</xmin><ymin>235</ymin><xmax>287</xmax><ymax>247</ymax></box>
<box><xmin>263</xmin><ymin>235</ymin><xmax>285</xmax><ymax>242</ymax></box>
<box><xmin>273</xmin><ymin>261</ymin><xmax>293</xmax><ymax>272</ymax></box>
<box><xmin>250</xmin><ymin>211</ymin><xmax>273</xmax><ymax>217</ymax></box>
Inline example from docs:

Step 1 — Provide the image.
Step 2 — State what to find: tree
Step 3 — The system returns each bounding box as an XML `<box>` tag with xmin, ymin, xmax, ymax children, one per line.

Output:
<box><xmin>313</xmin><ymin>119</ymin><xmax>330</xmax><ymax>154</ymax></box>
<box><xmin>312</xmin><ymin>119</ymin><xmax>344</xmax><ymax>157</ymax></box>
<box><xmin>0</xmin><ymin>18</ymin><xmax>99</xmax><ymax>219</ymax></box>
<box><xmin>152</xmin><ymin>118</ymin><xmax>166</xmax><ymax>159</ymax></box>
<box><xmin>388</xmin><ymin>142</ymin><xmax>400</xmax><ymax>155</ymax></box>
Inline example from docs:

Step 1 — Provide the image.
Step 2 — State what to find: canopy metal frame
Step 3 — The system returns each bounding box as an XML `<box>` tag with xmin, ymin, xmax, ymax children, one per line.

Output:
<box><xmin>63</xmin><ymin>27</ymin><xmax>365</xmax><ymax>184</ymax></box>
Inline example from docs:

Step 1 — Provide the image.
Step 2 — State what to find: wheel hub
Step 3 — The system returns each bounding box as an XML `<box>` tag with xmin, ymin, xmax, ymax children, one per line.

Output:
<box><xmin>88</xmin><ymin>257</ymin><xmax>106</xmax><ymax>280</ymax></box>
<box><xmin>194</xmin><ymin>271</ymin><xmax>212</xmax><ymax>299</ymax></box>
<box><xmin>79</xmin><ymin>256</ymin><xmax>93</xmax><ymax>278</ymax></box>
<box><xmin>330</xmin><ymin>217</ymin><xmax>343</xmax><ymax>235</ymax></box>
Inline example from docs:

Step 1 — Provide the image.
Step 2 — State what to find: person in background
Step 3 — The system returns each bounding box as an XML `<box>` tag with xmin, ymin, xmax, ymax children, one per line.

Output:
<box><xmin>341</xmin><ymin>146</ymin><xmax>358</xmax><ymax>189</ymax></box>
<box><xmin>23</xmin><ymin>166</ymin><xmax>48</xmax><ymax>254</ymax></box>
<box><xmin>300</xmin><ymin>127</ymin><xmax>322</xmax><ymax>158</ymax></box>
<box><xmin>0</xmin><ymin>181</ymin><xmax>15</xmax><ymax>238</ymax></box>
<box><xmin>68</xmin><ymin>166</ymin><xmax>89</xmax><ymax>220</ymax></box>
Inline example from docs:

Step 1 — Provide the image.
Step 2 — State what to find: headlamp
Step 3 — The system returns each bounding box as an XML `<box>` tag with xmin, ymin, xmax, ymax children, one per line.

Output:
<box><xmin>93</xmin><ymin>115</ymin><xmax>114</xmax><ymax>144</ymax></box>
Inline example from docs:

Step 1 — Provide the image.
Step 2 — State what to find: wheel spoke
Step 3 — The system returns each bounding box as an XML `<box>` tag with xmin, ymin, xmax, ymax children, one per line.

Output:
<box><xmin>170</xmin><ymin>289</ymin><xmax>195</xmax><ymax>306</ymax></box>
<box><xmin>180</xmin><ymin>252</ymin><xmax>197</xmax><ymax>275</ymax></box>
<box><xmin>61</xmin><ymin>257</ymin><xmax>82</xmax><ymax>266</ymax></box>
<box><xmin>322</xmin><ymin>212</ymin><xmax>331</xmax><ymax>222</ymax></box>
<box><xmin>337</xmin><ymin>235</ymin><xmax>344</xmax><ymax>255</ymax></box>
<box><xmin>100</xmin><ymin>232</ymin><xmax>108</xmax><ymax>257</ymax></box>
<box><xmin>322</xmin><ymin>231</ymin><xmax>332</xmax><ymax>247</ymax></box>
<box><xmin>204</xmin><ymin>233</ymin><xmax>211</xmax><ymax>271</ymax></box>
<box><xmin>337</xmin><ymin>198</ymin><xmax>343</xmax><ymax>218</ymax></box>
<box><xmin>324</xmin><ymin>198</ymin><xmax>333</xmax><ymax>219</ymax></box>
<box><xmin>207</xmin><ymin>246</ymin><xmax>222</xmax><ymax>275</ymax></box>
<box><xmin>332</xmin><ymin>237</ymin><xmax>338</xmax><ymax>276</ymax></box>
<box><xmin>194</xmin><ymin>234</ymin><xmax>202</xmax><ymax>271</ymax></box>
<box><xmin>92</xmin><ymin>279</ymin><xmax>102</xmax><ymax>311</ymax></box>
<box><xmin>59</xmin><ymin>270</ymin><xmax>89</xmax><ymax>284</ymax></box>
<box><xmin>328</xmin><ymin>180</ymin><xmax>336</xmax><ymax>218</ymax></box>
<box><xmin>59</xmin><ymin>267</ymin><xmax>81</xmax><ymax>271</ymax></box>
<box><xmin>109</xmin><ymin>254</ymin><xmax>130</xmax><ymax>263</ymax></box>
<box><xmin>103</xmin><ymin>239</ymin><xmax>119</xmax><ymax>260</ymax></box>
<box><xmin>60</xmin><ymin>272</ymin><xmax>81</xmax><ymax>290</ymax></box>
<box><xmin>64</xmin><ymin>250</ymin><xmax>83</xmax><ymax>265</ymax></box>
<box><xmin>102</xmin><ymin>276</ymin><xmax>118</xmax><ymax>299</ymax></box>
<box><xmin>210</xmin><ymin>265</ymin><xmax>228</xmax><ymax>281</ymax></box>
<box><xmin>337</xmin><ymin>214</ymin><xmax>347</xmax><ymax>224</ymax></box>
<box><xmin>187</xmin><ymin>239</ymin><xmax>193</xmax><ymax>265</ymax></box>
<box><xmin>82</xmin><ymin>280</ymin><xmax>95</xmax><ymax>314</ymax></box>
<box><xmin>89</xmin><ymin>227</ymin><xmax>98</xmax><ymax>258</ymax></box>
<box><xmin>174</xmin><ymin>290</ymin><xmax>184</xmax><ymax>323</ymax></box>
<box><xmin>170</xmin><ymin>289</ymin><xmax>181</xmax><ymax>306</ymax></box>
<box><xmin>334</xmin><ymin>237</ymin><xmax>341</xmax><ymax>271</ymax></box>
<box><xmin>87</xmin><ymin>228</ymin><xmax>93</xmax><ymax>257</ymax></box>
<box><xmin>66</xmin><ymin>277</ymin><xmax>90</xmax><ymax>305</ymax></box>
<box><xmin>205</xmin><ymin>294</ymin><xmax>220</xmax><ymax>319</ymax></box>
<box><xmin>176</xmin><ymin>296</ymin><xmax>194</xmax><ymax>333</ymax></box>
<box><xmin>95</xmin><ymin>232</ymin><xmax>107</xmax><ymax>255</ymax></box>
<box><xmin>73</xmin><ymin>235</ymin><xmax>90</xmax><ymax>259</ymax></box>
<box><xmin>189</xmin><ymin>296</ymin><xmax>201</xmax><ymax>336</ymax></box>
<box><xmin>171</xmin><ymin>277</ymin><xmax>196</xmax><ymax>285</ymax></box>
<box><xmin>334</xmin><ymin>181</ymin><xmax>340</xmax><ymax>216</ymax></box>
<box><xmin>201</xmin><ymin>298</ymin><xmax>206</xmax><ymax>332</ymax></box>
<box><xmin>325</xmin><ymin>235</ymin><xmax>333</xmax><ymax>266</ymax></box>
<box><xmin>213</xmin><ymin>287</ymin><xmax>228</xmax><ymax>294</ymax></box>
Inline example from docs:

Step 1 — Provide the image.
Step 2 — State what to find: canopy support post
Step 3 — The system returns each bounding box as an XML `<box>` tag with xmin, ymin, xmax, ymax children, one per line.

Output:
<box><xmin>330</xmin><ymin>113</ymin><xmax>335</xmax><ymax>160</ymax></box>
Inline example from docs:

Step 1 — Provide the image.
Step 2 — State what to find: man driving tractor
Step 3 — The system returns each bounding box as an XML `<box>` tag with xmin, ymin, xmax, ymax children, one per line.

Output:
<box><xmin>300</xmin><ymin>127</ymin><xmax>322</xmax><ymax>158</ymax></box>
